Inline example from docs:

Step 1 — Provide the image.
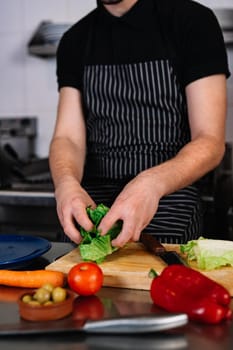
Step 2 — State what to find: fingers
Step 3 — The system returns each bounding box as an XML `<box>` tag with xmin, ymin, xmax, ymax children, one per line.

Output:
<box><xmin>98</xmin><ymin>209</ymin><xmax>142</xmax><ymax>248</ymax></box>
<box><xmin>62</xmin><ymin>213</ymin><xmax>82</xmax><ymax>244</ymax></box>
<box><xmin>72</xmin><ymin>203</ymin><xmax>94</xmax><ymax>232</ymax></box>
<box><xmin>111</xmin><ymin>224</ymin><xmax>141</xmax><ymax>247</ymax></box>
<box><xmin>57</xmin><ymin>197</ymin><xmax>96</xmax><ymax>244</ymax></box>
<box><xmin>98</xmin><ymin>210</ymin><xmax>119</xmax><ymax>236</ymax></box>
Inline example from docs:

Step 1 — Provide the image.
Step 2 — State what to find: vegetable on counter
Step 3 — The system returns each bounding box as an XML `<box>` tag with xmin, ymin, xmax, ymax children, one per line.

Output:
<box><xmin>79</xmin><ymin>203</ymin><xmax>122</xmax><ymax>263</ymax></box>
<box><xmin>180</xmin><ymin>237</ymin><xmax>233</xmax><ymax>270</ymax></box>
<box><xmin>150</xmin><ymin>264</ymin><xmax>232</xmax><ymax>324</ymax></box>
<box><xmin>67</xmin><ymin>262</ymin><xmax>103</xmax><ymax>296</ymax></box>
<box><xmin>0</xmin><ymin>270</ymin><xmax>65</xmax><ymax>288</ymax></box>
<box><xmin>21</xmin><ymin>284</ymin><xmax>67</xmax><ymax>306</ymax></box>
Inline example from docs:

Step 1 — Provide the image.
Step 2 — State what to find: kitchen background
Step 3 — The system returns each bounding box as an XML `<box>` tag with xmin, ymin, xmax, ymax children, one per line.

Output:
<box><xmin>0</xmin><ymin>0</ymin><xmax>233</xmax><ymax>240</ymax></box>
<box><xmin>0</xmin><ymin>0</ymin><xmax>232</xmax><ymax>158</ymax></box>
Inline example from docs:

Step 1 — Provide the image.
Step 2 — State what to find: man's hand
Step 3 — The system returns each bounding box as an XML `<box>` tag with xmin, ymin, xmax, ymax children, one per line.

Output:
<box><xmin>98</xmin><ymin>171</ymin><xmax>161</xmax><ymax>247</ymax></box>
<box><xmin>55</xmin><ymin>178</ymin><xmax>96</xmax><ymax>243</ymax></box>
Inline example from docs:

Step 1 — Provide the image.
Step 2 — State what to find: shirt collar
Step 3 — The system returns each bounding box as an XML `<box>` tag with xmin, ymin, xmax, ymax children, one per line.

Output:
<box><xmin>97</xmin><ymin>0</ymin><xmax>155</xmax><ymax>28</ymax></box>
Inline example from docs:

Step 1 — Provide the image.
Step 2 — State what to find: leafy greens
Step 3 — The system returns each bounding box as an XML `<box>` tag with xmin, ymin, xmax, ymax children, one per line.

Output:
<box><xmin>79</xmin><ymin>203</ymin><xmax>122</xmax><ymax>263</ymax></box>
<box><xmin>180</xmin><ymin>237</ymin><xmax>233</xmax><ymax>270</ymax></box>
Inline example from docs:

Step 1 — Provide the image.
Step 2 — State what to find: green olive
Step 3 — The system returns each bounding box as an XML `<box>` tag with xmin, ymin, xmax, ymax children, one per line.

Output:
<box><xmin>42</xmin><ymin>283</ymin><xmax>54</xmax><ymax>293</ymax></box>
<box><xmin>52</xmin><ymin>287</ymin><xmax>67</xmax><ymax>303</ymax></box>
<box><xmin>22</xmin><ymin>294</ymin><xmax>32</xmax><ymax>303</ymax></box>
<box><xmin>33</xmin><ymin>287</ymin><xmax>51</xmax><ymax>304</ymax></box>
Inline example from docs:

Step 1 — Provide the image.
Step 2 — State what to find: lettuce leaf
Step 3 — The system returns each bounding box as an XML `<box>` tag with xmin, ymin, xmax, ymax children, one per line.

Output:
<box><xmin>79</xmin><ymin>204</ymin><xmax>122</xmax><ymax>263</ymax></box>
<box><xmin>180</xmin><ymin>237</ymin><xmax>233</xmax><ymax>270</ymax></box>
<box><xmin>79</xmin><ymin>234</ymin><xmax>118</xmax><ymax>264</ymax></box>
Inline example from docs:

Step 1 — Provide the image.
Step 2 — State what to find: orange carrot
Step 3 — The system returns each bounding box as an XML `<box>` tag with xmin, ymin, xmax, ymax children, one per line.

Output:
<box><xmin>0</xmin><ymin>270</ymin><xmax>65</xmax><ymax>288</ymax></box>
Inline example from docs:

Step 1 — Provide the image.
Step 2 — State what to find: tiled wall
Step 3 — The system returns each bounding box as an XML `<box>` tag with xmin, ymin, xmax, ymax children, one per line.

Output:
<box><xmin>0</xmin><ymin>0</ymin><xmax>232</xmax><ymax>157</ymax></box>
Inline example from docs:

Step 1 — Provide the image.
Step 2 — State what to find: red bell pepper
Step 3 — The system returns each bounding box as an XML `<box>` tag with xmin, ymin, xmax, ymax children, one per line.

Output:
<box><xmin>158</xmin><ymin>264</ymin><xmax>231</xmax><ymax>306</ymax></box>
<box><xmin>150</xmin><ymin>265</ymin><xmax>232</xmax><ymax>324</ymax></box>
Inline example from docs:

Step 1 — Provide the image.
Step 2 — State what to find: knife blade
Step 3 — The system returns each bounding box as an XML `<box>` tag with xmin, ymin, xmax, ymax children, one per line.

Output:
<box><xmin>140</xmin><ymin>232</ymin><xmax>187</xmax><ymax>265</ymax></box>
<box><xmin>0</xmin><ymin>314</ymin><xmax>188</xmax><ymax>335</ymax></box>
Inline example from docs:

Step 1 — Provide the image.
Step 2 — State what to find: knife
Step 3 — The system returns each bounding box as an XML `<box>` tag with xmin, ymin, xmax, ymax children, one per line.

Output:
<box><xmin>140</xmin><ymin>233</ymin><xmax>187</xmax><ymax>265</ymax></box>
<box><xmin>0</xmin><ymin>314</ymin><xmax>188</xmax><ymax>335</ymax></box>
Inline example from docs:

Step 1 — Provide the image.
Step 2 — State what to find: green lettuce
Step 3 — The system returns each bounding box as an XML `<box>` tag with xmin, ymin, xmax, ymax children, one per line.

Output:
<box><xmin>180</xmin><ymin>237</ymin><xmax>233</xmax><ymax>270</ymax></box>
<box><xmin>79</xmin><ymin>203</ymin><xmax>122</xmax><ymax>263</ymax></box>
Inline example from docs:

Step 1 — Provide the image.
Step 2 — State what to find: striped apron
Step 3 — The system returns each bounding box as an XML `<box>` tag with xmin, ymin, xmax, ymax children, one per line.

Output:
<box><xmin>80</xmin><ymin>58</ymin><xmax>202</xmax><ymax>244</ymax></box>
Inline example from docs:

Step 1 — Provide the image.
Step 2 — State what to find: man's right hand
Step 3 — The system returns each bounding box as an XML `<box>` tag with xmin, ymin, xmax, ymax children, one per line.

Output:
<box><xmin>54</xmin><ymin>178</ymin><xmax>96</xmax><ymax>243</ymax></box>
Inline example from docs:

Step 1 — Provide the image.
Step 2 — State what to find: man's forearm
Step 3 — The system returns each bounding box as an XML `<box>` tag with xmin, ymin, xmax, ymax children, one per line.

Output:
<box><xmin>49</xmin><ymin>137</ymin><xmax>86</xmax><ymax>188</ymax></box>
<box><xmin>141</xmin><ymin>134</ymin><xmax>225</xmax><ymax>199</ymax></box>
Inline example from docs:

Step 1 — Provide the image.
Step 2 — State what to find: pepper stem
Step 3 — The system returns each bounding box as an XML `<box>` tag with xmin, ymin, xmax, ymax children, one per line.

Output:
<box><xmin>149</xmin><ymin>268</ymin><xmax>158</xmax><ymax>279</ymax></box>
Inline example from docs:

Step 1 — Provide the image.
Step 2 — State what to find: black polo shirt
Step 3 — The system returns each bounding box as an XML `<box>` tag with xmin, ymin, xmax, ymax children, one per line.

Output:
<box><xmin>57</xmin><ymin>0</ymin><xmax>230</xmax><ymax>91</ymax></box>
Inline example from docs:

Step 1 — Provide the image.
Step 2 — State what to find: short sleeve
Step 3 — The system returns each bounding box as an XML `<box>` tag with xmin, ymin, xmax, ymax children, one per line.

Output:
<box><xmin>176</xmin><ymin>3</ymin><xmax>231</xmax><ymax>86</ymax></box>
<box><xmin>56</xmin><ymin>27</ymin><xmax>85</xmax><ymax>91</ymax></box>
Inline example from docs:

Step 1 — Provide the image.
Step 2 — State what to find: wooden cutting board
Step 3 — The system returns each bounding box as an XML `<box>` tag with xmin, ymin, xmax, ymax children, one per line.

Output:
<box><xmin>46</xmin><ymin>243</ymin><xmax>233</xmax><ymax>295</ymax></box>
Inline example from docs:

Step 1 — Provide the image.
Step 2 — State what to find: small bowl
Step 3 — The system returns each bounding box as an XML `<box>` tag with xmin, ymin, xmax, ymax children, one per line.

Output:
<box><xmin>18</xmin><ymin>290</ymin><xmax>75</xmax><ymax>322</ymax></box>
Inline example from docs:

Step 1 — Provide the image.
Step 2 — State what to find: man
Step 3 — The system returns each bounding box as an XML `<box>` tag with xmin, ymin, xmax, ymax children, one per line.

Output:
<box><xmin>49</xmin><ymin>0</ymin><xmax>230</xmax><ymax>246</ymax></box>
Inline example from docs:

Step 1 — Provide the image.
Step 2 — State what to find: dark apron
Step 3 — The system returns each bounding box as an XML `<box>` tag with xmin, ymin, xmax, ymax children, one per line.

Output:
<box><xmin>78</xmin><ymin>4</ymin><xmax>202</xmax><ymax>244</ymax></box>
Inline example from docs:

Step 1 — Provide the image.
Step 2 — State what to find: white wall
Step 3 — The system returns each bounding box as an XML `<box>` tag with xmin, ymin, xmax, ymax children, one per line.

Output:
<box><xmin>0</xmin><ymin>0</ymin><xmax>232</xmax><ymax>157</ymax></box>
<box><xmin>200</xmin><ymin>0</ymin><xmax>232</xmax><ymax>7</ymax></box>
<box><xmin>0</xmin><ymin>0</ymin><xmax>96</xmax><ymax>157</ymax></box>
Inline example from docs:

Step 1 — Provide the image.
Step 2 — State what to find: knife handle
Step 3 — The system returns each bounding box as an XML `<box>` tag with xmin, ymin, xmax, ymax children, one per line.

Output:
<box><xmin>140</xmin><ymin>233</ymin><xmax>165</xmax><ymax>254</ymax></box>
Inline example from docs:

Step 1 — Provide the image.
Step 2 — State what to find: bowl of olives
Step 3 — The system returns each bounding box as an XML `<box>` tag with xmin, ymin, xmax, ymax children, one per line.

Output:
<box><xmin>18</xmin><ymin>284</ymin><xmax>75</xmax><ymax>321</ymax></box>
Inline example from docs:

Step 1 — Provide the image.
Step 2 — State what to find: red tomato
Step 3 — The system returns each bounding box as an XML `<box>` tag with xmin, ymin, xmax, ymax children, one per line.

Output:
<box><xmin>72</xmin><ymin>295</ymin><xmax>105</xmax><ymax>320</ymax></box>
<box><xmin>67</xmin><ymin>262</ymin><xmax>103</xmax><ymax>296</ymax></box>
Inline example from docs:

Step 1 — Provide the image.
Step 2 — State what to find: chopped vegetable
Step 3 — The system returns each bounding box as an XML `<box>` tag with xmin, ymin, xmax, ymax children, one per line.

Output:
<box><xmin>150</xmin><ymin>264</ymin><xmax>232</xmax><ymax>324</ymax></box>
<box><xmin>0</xmin><ymin>270</ymin><xmax>65</xmax><ymax>288</ymax></box>
<box><xmin>180</xmin><ymin>237</ymin><xmax>233</xmax><ymax>270</ymax></box>
<box><xmin>79</xmin><ymin>203</ymin><xmax>122</xmax><ymax>263</ymax></box>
